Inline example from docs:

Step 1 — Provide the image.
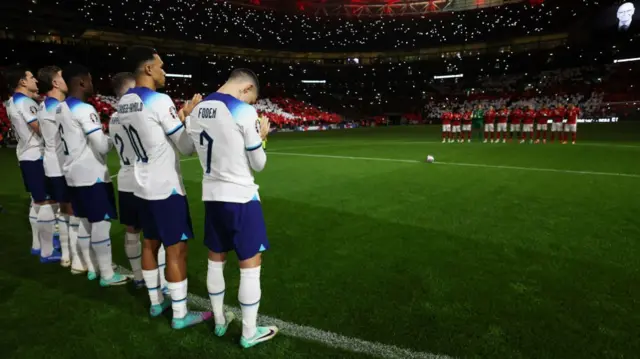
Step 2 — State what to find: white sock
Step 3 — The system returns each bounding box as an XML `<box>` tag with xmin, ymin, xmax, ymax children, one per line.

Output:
<box><xmin>239</xmin><ymin>266</ymin><xmax>262</xmax><ymax>339</ymax></box>
<box><xmin>167</xmin><ymin>279</ymin><xmax>188</xmax><ymax>319</ymax></box>
<box><xmin>142</xmin><ymin>269</ymin><xmax>164</xmax><ymax>306</ymax></box>
<box><xmin>207</xmin><ymin>260</ymin><xmax>226</xmax><ymax>325</ymax></box>
<box><xmin>69</xmin><ymin>216</ymin><xmax>84</xmax><ymax>271</ymax></box>
<box><xmin>36</xmin><ymin>204</ymin><xmax>56</xmax><ymax>257</ymax></box>
<box><xmin>57</xmin><ymin>213</ymin><xmax>70</xmax><ymax>262</ymax></box>
<box><xmin>29</xmin><ymin>204</ymin><xmax>40</xmax><ymax>250</ymax></box>
<box><xmin>91</xmin><ymin>220</ymin><xmax>114</xmax><ymax>280</ymax></box>
<box><xmin>77</xmin><ymin>218</ymin><xmax>96</xmax><ymax>273</ymax></box>
<box><xmin>158</xmin><ymin>245</ymin><xmax>167</xmax><ymax>289</ymax></box>
<box><xmin>125</xmin><ymin>232</ymin><xmax>143</xmax><ymax>282</ymax></box>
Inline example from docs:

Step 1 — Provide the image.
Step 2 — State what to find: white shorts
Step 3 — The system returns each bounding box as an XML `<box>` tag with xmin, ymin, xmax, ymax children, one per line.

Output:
<box><xmin>496</xmin><ymin>123</ymin><xmax>507</xmax><ymax>132</ymax></box>
<box><xmin>536</xmin><ymin>124</ymin><xmax>548</xmax><ymax>131</ymax></box>
<box><xmin>522</xmin><ymin>124</ymin><xmax>534</xmax><ymax>132</ymax></box>
<box><xmin>442</xmin><ymin>124</ymin><xmax>451</xmax><ymax>132</ymax></box>
<box><xmin>564</xmin><ymin>124</ymin><xmax>577</xmax><ymax>132</ymax></box>
<box><xmin>510</xmin><ymin>123</ymin><xmax>521</xmax><ymax>132</ymax></box>
<box><xmin>484</xmin><ymin>123</ymin><xmax>495</xmax><ymax>132</ymax></box>
<box><xmin>451</xmin><ymin>125</ymin><xmax>461</xmax><ymax>133</ymax></box>
<box><xmin>551</xmin><ymin>122</ymin><xmax>564</xmax><ymax>132</ymax></box>
<box><xmin>462</xmin><ymin>124</ymin><xmax>472</xmax><ymax>131</ymax></box>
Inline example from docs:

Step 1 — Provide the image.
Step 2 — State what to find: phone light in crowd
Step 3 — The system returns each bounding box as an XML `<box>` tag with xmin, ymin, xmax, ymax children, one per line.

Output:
<box><xmin>165</xmin><ymin>73</ymin><xmax>193</xmax><ymax>78</ymax></box>
<box><xmin>301</xmin><ymin>80</ymin><xmax>327</xmax><ymax>84</ymax></box>
<box><xmin>613</xmin><ymin>57</ymin><xmax>640</xmax><ymax>63</ymax></box>
<box><xmin>433</xmin><ymin>74</ymin><xmax>464</xmax><ymax>79</ymax></box>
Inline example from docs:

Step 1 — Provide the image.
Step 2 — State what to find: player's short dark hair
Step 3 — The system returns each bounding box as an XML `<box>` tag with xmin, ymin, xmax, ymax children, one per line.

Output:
<box><xmin>62</xmin><ymin>64</ymin><xmax>91</xmax><ymax>86</ymax></box>
<box><xmin>3</xmin><ymin>65</ymin><xmax>29</xmax><ymax>91</ymax></box>
<box><xmin>125</xmin><ymin>46</ymin><xmax>158</xmax><ymax>74</ymax></box>
<box><xmin>229</xmin><ymin>68</ymin><xmax>259</xmax><ymax>93</ymax></box>
<box><xmin>111</xmin><ymin>72</ymin><xmax>135</xmax><ymax>94</ymax></box>
<box><xmin>37</xmin><ymin>66</ymin><xmax>62</xmax><ymax>93</ymax></box>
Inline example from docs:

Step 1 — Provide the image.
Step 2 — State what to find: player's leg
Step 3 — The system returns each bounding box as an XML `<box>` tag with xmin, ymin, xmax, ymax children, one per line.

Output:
<box><xmin>141</xmin><ymin>238</ymin><xmax>170</xmax><ymax>317</ymax></box>
<box><xmin>50</xmin><ymin>176</ymin><xmax>72</xmax><ymax>266</ymax></box>
<box><xmin>146</xmin><ymin>194</ymin><xmax>211</xmax><ymax>327</ymax></box>
<box><xmin>158</xmin><ymin>244</ymin><xmax>167</xmax><ymax>291</ymax></box>
<box><xmin>542</xmin><ymin>125</ymin><xmax>547</xmax><ymax>143</ymax></box>
<box><xmin>25</xmin><ymin>160</ymin><xmax>59</xmax><ymax>261</ymax></box>
<box><xmin>204</xmin><ymin>201</ymin><xmax>236</xmax><ymax>336</ymax></box>
<box><xmin>441</xmin><ymin>125</ymin><xmax>447</xmax><ymax>143</ymax></box>
<box><xmin>571</xmin><ymin>124</ymin><xmax>577</xmax><ymax>144</ymax></box>
<box><xmin>483</xmin><ymin>124</ymin><xmax>488</xmax><ymax>143</ymax></box>
<box><xmin>29</xmin><ymin>200</ymin><xmax>40</xmax><ymax>255</ymax></box>
<box><xmin>80</xmin><ymin>182</ymin><xmax>128</xmax><ymax>285</ymax></box>
<box><xmin>233</xmin><ymin>200</ymin><xmax>278</xmax><ymax>348</ymax></box>
<box><xmin>119</xmin><ymin>190</ymin><xmax>144</xmax><ymax>286</ymax></box>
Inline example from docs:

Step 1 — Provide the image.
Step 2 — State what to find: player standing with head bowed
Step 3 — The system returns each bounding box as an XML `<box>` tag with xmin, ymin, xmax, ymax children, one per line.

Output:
<box><xmin>4</xmin><ymin>65</ymin><xmax>58</xmax><ymax>260</ymax></box>
<box><xmin>509</xmin><ymin>106</ymin><xmax>523</xmax><ymax>142</ymax></box>
<box><xmin>495</xmin><ymin>106</ymin><xmax>509</xmax><ymax>144</ymax></box>
<box><xmin>462</xmin><ymin>107</ymin><xmax>472</xmax><ymax>143</ymax></box>
<box><xmin>188</xmin><ymin>69</ymin><xmax>278</xmax><ymax>348</ymax></box>
<box><xmin>37</xmin><ymin>66</ymin><xmax>78</xmax><ymax>267</ymax></box>
<box><xmin>441</xmin><ymin>108</ymin><xmax>452</xmax><ymax>143</ymax></box>
<box><xmin>57</xmin><ymin>64</ymin><xmax>129</xmax><ymax>286</ymax></box>
<box><xmin>522</xmin><ymin>105</ymin><xmax>536</xmax><ymax>143</ymax></box>
<box><xmin>116</xmin><ymin>46</ymin><xmax>210</xmax><ymax>328</ymax></box>
<box><xmin>564</xmin><ymin>104</ymin><xmax>580</xmax><ymax>145</ymax></box>
<box><xmin>550</xmin><ymin>104</ymin><xmax>565</xmax><ymax>143</ymax></box>
<box><xmin>535</xmin><ymin>105</ymin><xmax>550</xmax><ymax>144</ymax></box>
<box><xmin>483</xmin><ymin>106</ymin><xmax>496</xmax><ymax>143</ymax></box>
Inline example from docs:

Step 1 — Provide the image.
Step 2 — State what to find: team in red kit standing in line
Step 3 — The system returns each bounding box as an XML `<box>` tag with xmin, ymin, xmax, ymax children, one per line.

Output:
<box><xmin>441</xmin><ymin>104</ymin><xmax>581</xmax><ymax>144</ymax></box>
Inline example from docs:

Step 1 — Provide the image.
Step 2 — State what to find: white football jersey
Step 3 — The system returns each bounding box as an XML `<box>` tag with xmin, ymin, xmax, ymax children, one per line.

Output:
<box><xmin>7</xmin><ymin>92</ymin><xmax>43</xmax><ymax>161</ymax></box>
<box><xmin>56</xmin><ymin>97</ymin><xmax>111</xmax><ymax>187</ymax></box>
<box><xmin>115</xmin><ymin>87</ymin><xmax>189</xmax><ymax>200</ymax></box>
<box><xmin>188</xmin><ymin>92</ymin><xmax>263</xmax><ymax>203</ymax></box>
<box><xmin>38</xmin><ymin>97</ymin><xmax>65</xmax><ymax>177</ymax></box>
<box><xmin>108</xmin><ymin>112</ymin><xmax>136</xmax><ymax>193</ymax></box>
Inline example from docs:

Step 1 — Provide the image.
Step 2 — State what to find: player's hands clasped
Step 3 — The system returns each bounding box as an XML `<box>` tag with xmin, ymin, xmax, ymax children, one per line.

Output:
<box><xmin>259</xmin><ymin>117</ymin><xmax>270</xmax><ymax>141</ymax></box>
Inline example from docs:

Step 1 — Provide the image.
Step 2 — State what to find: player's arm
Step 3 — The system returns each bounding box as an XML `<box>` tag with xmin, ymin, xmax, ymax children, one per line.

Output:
<box><xmin>157</xmin><ymin>95</ymin><xmax>195</xmax><ymax>155</ymax></box>
<box><xmin>80</xmin><ymin>106</ymin><xmax>112</xmax><ymax>155</ymax></box>
<box><xmin>20</xmin><ymin>98</ymin><xmax>41</xmax><ymax>135</ymax></box>
<box><xmin>240</xmin><ymin>106</ymin><xmax>268</xmax><ymax>172</ymax></box>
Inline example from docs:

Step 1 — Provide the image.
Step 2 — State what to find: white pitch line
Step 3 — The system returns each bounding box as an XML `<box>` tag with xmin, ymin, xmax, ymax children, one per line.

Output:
<box><xmin>268</xmin><ymin>151</ymin><xmax>640</xmax><ymax>178</ymax></box>
<box><xmin>113</xmin><ymin>266</ymin><xmax>451</xmax><ymax>359</ymax></box>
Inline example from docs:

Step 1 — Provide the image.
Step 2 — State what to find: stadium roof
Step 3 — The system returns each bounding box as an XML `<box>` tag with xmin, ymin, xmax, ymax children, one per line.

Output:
<box><xmin>225</xmin><ymin>0</ymin><xmax>524</xmax><ymax>17</ymax></box>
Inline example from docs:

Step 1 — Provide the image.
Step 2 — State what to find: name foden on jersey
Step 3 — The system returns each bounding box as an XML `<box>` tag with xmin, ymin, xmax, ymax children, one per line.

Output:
<box><xmin>198</xmin><ymin>107</ymin><xmax>217</xmax><ymax>119</ymax></box>
<box><xmin>117</xmin><ymin>102</ymin><xmax>144</xmax><ymax>114</ymax></box>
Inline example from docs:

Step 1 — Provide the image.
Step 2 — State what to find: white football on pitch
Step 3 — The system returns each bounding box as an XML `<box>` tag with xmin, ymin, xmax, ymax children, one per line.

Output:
<box><xmin>426</xmin><ymin>155</ymin><xmax>435</xmax><ymax>163</ymax></box>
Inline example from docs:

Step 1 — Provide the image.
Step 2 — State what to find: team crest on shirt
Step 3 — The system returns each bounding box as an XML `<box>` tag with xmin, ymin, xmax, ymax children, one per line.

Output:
<box><xmin>29</xmin><ymin>106</ymin><xmax>38</xmax><ymax>115</ymax></box>
<box><xmin>90</xmin><ymin>113</ymin><xmax>99</xmax><ymax>124</ymax></box>
<box><xmin>170</xmin><ymin>106</ymin><xmax>178</xmax><ymax>120</ymax></box>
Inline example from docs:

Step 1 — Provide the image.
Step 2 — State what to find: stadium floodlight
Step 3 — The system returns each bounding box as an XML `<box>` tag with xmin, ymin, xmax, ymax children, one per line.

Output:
<box><xmin>165</xmin><ymin>73</ymin><xmax>193</xmax><ymax>78</ymax></box>
<box><xmin>613</xmin><ymin>57</ymin><xmax>640</xmax><ymax>63</ymax></box>
<box><xmin>433</xmin><ymin>74</ymin><xmax>464</xmax><ymax>79</ymax></box>
<box><xmin>301</xmin><ymin>80</ymin><xmax>327</xmax><ymax>84</ymax></box>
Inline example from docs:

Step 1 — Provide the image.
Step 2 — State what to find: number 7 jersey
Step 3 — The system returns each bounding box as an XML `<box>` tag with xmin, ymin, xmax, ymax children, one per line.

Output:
<box><xmin>114</xmin><ymin>87</ymin><xmax>189</xmax><ymax>200</ymax></box>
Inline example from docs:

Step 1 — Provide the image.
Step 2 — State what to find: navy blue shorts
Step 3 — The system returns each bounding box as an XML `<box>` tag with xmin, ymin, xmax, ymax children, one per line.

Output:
<box><xmin>118</xmin><ymin>191</ymin><xmax>141</xmax><ymax>230</ymax></box>
<box><xmin>204</xmin><ymin>200</ymin><xmax>269</xmax><ymax>261</ymax></box>
<box><xmin>69</xmin><ymin>182</ymin><xmax>118</xmax><ymax>223</ymax></box>
<box><xmin>19</xmin><ymin>159</ymin><xmax>50</xmax><ymax>202</ymax></box>
<box><xmin>47</xmin><ymin>176</ymin><xmax>71</xmax><ymax>203</ymax></box>
<box><xmin>139</xmin><ymin>194</ymin><xmax>194</xmax><ymax>247</ymax></box>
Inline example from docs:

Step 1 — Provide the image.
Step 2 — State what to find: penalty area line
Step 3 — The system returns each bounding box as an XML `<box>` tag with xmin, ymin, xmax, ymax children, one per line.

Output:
<box><xmin>113</xmin><ymin>266</ymin><xmax>452</xmax><ymax>359</ymax></box>
<box><xmin>268</xmin><ymin>152</ymin><xmax>640</xmax><ymax>178</ymax></box>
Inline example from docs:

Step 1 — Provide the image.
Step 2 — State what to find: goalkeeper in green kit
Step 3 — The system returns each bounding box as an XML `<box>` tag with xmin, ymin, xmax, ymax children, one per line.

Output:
<box><xmin>471</xmin><ymin>104</ymin><xmax>485</xmax><ymax>141</ymax></box>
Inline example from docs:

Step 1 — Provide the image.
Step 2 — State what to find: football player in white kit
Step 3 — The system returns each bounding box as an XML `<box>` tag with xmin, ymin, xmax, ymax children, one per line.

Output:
<box><xmin>36</xmin><ymin>66</ymin><xmax>81</xmax><ymax>269</ymax></box>
<box><xmin>116</xmin><ymin>46</ymin><xmax>211</xmax><ymax>328</ymax></box>
<box><xmin>57</xmin><ymin>64</ymin><xmax>130</xmax><ymax>286</ymax></box>
<box><xmin>189</xmin><ymin>69</ymin><xmax>278</xmax><ymax>348</ymax></box>
<box><xmin>4</xmin><ymin>65</ymin><xmax>59</xmax><ymax>262</ymax></box>
<box><xmin>108</xmin><ymin>72</ymin><xmax>168</xmax><ymax>290</ymax></box>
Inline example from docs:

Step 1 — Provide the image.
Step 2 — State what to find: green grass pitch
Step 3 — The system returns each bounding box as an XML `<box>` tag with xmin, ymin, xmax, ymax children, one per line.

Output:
<box><xmin>0</xmin><ymin>124</ymin><xmax>639</xmax><ymax>359</ymax></box>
